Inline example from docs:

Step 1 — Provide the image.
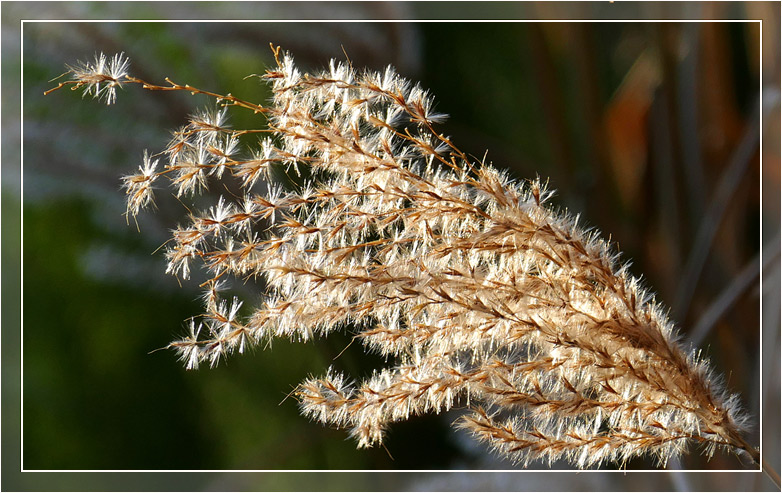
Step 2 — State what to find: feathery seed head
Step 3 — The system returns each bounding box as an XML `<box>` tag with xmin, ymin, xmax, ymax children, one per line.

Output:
<box><xmin>46</xmin><ymin>47</ymin><xmax>759</xmax><ymax>470</ymax></box>
<box><xmin>64</xmin><ymin>52</ymin><xmax>130</xmax><ymax>104</ymax></box>
<box><xmin>122</xmin><ymin>150</ymin><xmax>159</xmax><ymax>217</ymax></box>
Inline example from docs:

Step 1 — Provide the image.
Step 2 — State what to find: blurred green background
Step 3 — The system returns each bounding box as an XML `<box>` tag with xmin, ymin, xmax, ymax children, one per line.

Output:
<box><xmin>6</xmin><ymin>1</ymin><xmax>780</xmax><ymax>491</ymax></box>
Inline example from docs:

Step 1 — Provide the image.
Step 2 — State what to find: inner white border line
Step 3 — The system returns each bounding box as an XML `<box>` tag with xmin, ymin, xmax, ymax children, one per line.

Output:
<box><xmin>19</xmin><ymin>17</ymin><xmax>765</xmax><ymax>475</ymax></box>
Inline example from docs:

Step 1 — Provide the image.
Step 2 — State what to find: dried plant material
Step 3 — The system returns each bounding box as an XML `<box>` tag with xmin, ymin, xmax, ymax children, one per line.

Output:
<box><xmin>46</xmin><ymin>45</ymin><xmax>759</xmax><ymax>469</ymax></box>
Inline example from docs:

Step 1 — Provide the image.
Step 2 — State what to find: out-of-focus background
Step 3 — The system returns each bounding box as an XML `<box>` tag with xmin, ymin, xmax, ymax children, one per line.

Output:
<box><xmin>5</xmin><ymin>1</ymin><xmax>780</xmax><ymax>491</ymax></box>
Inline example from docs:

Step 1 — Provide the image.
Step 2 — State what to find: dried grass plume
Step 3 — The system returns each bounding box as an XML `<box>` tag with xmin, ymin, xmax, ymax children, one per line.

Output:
<box><xmin>46</xmin><ymin>45</ymin><xmax>760</xmax><ymax>469</ymax></box>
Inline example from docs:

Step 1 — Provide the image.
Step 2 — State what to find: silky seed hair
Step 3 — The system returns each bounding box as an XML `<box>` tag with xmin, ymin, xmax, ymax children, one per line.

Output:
<box><xmin>46</xmin><ymin>45</ymin><xmax>758</xmax><ymax>469</ymax></box>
